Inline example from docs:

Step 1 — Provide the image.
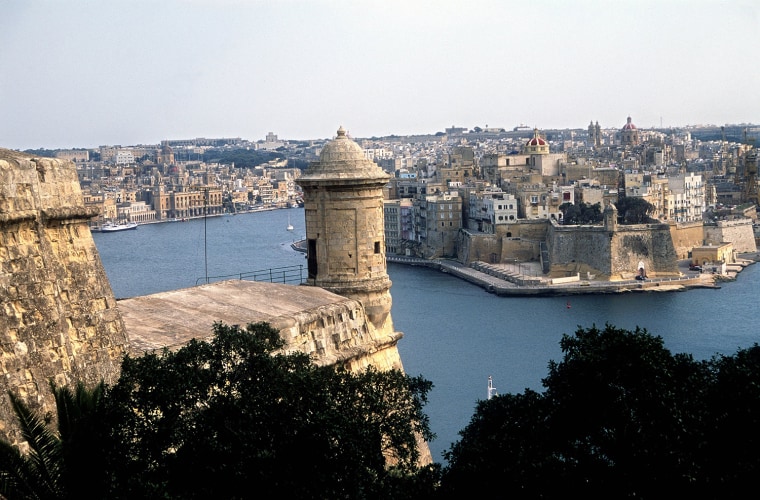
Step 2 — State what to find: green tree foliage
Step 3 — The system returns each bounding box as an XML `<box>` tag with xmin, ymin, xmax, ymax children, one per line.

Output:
<box><xmin>0</xmin><ymin>323</ymin><xmax>437</xmax><ymax>499</ymax></box>
<box><xmin>559</xmin><ymin>202</ymin><xmax>603</xmax><ymax>225</ymax></box>
<box><xmin>615</xmin><ymin>196</ymin><xmax>656</xmax><ymax>224</ymax></box>
<box><xmin>440</xmin><ymin>324</ymin><xmax>760</xmax><ymax>499</ymax></box>
<box><xmin>102</xmin><ymin>322</ymin><xmax>435</xmax><ymax>498</ymax></box>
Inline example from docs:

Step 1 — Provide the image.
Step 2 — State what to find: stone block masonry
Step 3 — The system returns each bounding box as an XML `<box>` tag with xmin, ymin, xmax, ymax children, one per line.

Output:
<box><xmin>0</xmin><ymin>149</ymin><xmax>129</xmax><ymax>447</ymax></box>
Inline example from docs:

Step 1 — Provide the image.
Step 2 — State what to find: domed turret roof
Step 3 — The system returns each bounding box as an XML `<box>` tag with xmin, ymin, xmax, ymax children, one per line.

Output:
<box><xmin>622</xmin><ymin>116</ymin><xmax>637</xmax><ymax>130</ymax></box>
<box><xmin>526</xmin><ymin>128</ymin><xmax>547</xmax><ymax>146</ymax></box>
<box><xmin>318</xmin><ymin>126</ymin><xmax>365</xmax><ymax>163</ymax></box>
<box><xmin>300</xmin><ymin>126</ymin><xmax>389</xmax><ymax>182</ymax></box>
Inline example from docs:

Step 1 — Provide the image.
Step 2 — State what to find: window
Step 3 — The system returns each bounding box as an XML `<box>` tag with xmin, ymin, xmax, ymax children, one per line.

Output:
<box><xmin>307</xmin><ymin>239</ymin><xmax>317</xmax><ymax>279</ymax></box>
<box><xmin>374</xmin><ymin>241</ymin><xmax>381</xmax><ymax>254</ymax></box>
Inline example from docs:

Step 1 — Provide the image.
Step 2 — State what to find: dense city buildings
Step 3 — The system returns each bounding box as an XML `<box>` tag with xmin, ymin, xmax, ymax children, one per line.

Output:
<box><xmin>34</xmin><ymin>119</ymin><xmax>760</xmax><ymax>279</ymax></box>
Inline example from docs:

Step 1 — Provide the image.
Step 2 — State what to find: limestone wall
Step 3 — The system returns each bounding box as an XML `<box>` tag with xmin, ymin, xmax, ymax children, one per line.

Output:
<box><xmin>546</xmin><ymin>220</ymin><xmax>679</xmax><ymax>279</ymax></box>
<box><xmin>610</xmin><ymin>224</ymin><xmax>679</xmax><ymax>278</ymax></box>
<box><xmin>457</xmin><ymin>220</ymin><xmax>548</xmax><ymax>265</ymax></box>
<box><xmin>704</xmin><ymin>220</ymin><xmax>757</xmax><ymax>253</ymax></box>
<box><xmin>547</xmin><ymin>222</ymin><xmax>613</xmax><ymax>276</ymax></box>
<box><xmin>456</xmin><ymin>231</ymin><xmax>501</xmax><ymax>264</ymax></box>
<box><xmin>670</xmin><ymin>221</ymin><xmax>705</xmax><ymax>259</ymax></box>
<box><xmin>0</xmin><ymin>150</ymin><xmax>129</xmax><ymax>445</ymax></box>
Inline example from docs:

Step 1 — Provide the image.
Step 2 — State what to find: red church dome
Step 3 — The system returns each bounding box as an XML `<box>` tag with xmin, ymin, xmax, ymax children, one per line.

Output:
<box><xmin>527</xmin><ymin>136</ymin><xmax>547</xmax><ymax>146</ymax></box>
<box><xmin>622</xmin><ymin>116</ymin><xmax>637</xmax><ymax>130</ymax></box>
<box><xmin>526</xmin><ymin>128</ymin><xmax>547</xmax><ymax>146</ymax></box>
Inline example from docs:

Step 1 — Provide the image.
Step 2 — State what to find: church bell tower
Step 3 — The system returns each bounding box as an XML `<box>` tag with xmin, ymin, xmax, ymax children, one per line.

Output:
<box><xmin>296</xmin><ymin>126</ymin><xmax>393</xmax><ymax>334</ymax></box>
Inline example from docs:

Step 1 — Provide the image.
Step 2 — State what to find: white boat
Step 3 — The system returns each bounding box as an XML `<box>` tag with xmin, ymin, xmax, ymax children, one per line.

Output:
<box><xmin>100</xmin><ymin>222</ymin><xmax>138</xmax><ymax>232</ymax></box>
<box><xmin>287</xmin><ymin>214</ymin><xmax>294</xmax><ymax>231</ymax></box>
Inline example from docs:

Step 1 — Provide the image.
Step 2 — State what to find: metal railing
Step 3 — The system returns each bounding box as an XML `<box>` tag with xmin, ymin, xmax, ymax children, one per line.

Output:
<box><xmin>196</xmin><ymin>265</ymin><xmax>305</xmax><ymax>286</ymax></box>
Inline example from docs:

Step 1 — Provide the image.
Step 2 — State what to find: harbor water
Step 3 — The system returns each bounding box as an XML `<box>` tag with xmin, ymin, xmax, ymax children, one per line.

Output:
<box><xmin>93</xmin><ymin>208</ymin><xmax>760</xmax><ymax>463</ymax></box>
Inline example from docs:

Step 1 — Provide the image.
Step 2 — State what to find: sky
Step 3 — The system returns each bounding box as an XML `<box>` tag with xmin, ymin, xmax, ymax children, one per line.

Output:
<box><xmin>1</xmin><ymin>0</ymin><xmax>758</xmax><ymax>150</ymax></box>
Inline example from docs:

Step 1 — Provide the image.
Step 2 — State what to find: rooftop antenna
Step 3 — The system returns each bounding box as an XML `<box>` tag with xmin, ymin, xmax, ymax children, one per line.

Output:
<box><xmin>487</xmin><ymin>376</ymin><xmax>498</xmax><ymax>400</ymax></box>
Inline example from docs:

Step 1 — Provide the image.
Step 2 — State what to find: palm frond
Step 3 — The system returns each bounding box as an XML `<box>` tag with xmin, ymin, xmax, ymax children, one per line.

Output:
<box><xmin>7</xmin><ymin>392</ymin><xmax>63</xmax><ymax>499</ymax></box>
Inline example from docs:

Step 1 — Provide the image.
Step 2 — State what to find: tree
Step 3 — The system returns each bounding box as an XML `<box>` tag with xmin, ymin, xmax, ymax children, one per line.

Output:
<box><xmin>615</xmin><ymin>196</ymin><xmax>655</xmax><ymax>224</ymax></box>
<box><xmin>440</xmin><ymin>324</ymin><xmax>760</xmax><ymax>499</ymax></box>
<box><xmin>0</xmin><ymin>381</ymin><xmax>107</xmax><ymax>499</ymax></box>
<box><xmin>559</xmin><ymin>202</ymin><xmax>603</xmax><ymax>225</ymax></box>
<box><xmin>99</xmin><ymin>322</ymin><xmax>437</xmax><ymax>499</ymax></box>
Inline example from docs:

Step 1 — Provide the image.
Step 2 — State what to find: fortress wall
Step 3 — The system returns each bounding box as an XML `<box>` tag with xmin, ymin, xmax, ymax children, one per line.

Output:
<box><xmin>547</xmin><ymin>223</ymin><xmax>612</xmax><ymax>275</ymax></box>
<box><xmin>457</xmin><ymin>223</ymin><xmax>546</xmax><ymax>265</ymax></box>
<box><xmin>611</xmin><ymin>224</ymin><xmax>679</xmax><ymax>278</ymax></box>
<box><xmin>273</xmin><ymin>298</ymin><xmax>404</xmax><ymax>372</ymax></box>
<box><xmin>496</xmin><ymin>219</ymin><xmax>549</xmax><ymax>241</ymax></box>
<box><xmin>0</xmin><ymin>150</ymin><xmax>129</xmax><ymax>445</ymax></box>
<box><xmin>546</xmin><ymin>221</ymin><xmax>679</xmax><ymax>279</ymax></box>
<box><xmin>456</xmin><ymin>231</ymin><xmax>501</xmax><ymax>264</ymax></box>
<box><xmin>704</xmin><ymin>220</ymin><xmax>757</xmax><ymax>253</ymax></box>
<box><xmin>500</xmin><ymin>238</ymin><xmax>540</xmax><ymax>263</ymax></box>
<box><xmin>670</xmin><ymin>221</ymin><xmax>705</xmax><ymax>259</ymax></box>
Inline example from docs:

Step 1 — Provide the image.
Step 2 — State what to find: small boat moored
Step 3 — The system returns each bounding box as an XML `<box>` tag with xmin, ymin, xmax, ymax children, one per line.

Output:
<box><xmin>100</xmin><ymin>221</ymin><xmax>138</xmax><ymax>232</ymax></box>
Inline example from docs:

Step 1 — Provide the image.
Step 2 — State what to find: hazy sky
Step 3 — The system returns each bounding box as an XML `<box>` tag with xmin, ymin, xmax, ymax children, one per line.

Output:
<box><xmin>1</xmin><ymin>0</ymin><xmax>758</xmax><ymax>150</ymax></box>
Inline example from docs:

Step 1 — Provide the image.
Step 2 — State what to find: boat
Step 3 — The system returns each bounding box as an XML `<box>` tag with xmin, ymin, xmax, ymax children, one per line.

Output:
<box><xmin>100</xmin><ymin>221</ymin><xmax>138</xmax><ymax>232</ymax></box>
<box><xmin>287</xmin><ymin>214</ymin><xmax>294</xmax><ymax>231</ymax></box>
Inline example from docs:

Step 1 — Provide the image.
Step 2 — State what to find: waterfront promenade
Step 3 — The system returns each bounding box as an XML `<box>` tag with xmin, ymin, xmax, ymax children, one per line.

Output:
<box><xmin>386</xmin><ymin>254</ymin><xmax>760</xmax><ymax>297</ymax></box>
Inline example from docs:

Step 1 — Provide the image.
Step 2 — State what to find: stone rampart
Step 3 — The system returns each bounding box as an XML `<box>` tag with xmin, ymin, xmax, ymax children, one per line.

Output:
<box><xmin>547</xmin><ymin>221</ymin><xmax>613</xmax><ymax>276</ymax></box>
<box><xmin>670</xmin><ymin>221</ymin><xmax>705</xmax><ymax>259</ymax></box>
<box><xmin>546</xmin><ymin>219</ymin><xmax>679</xmax><ymax>279</ymax></box>
<box><xmin>456</xmin><ymin>220</ymin><xmax>547</xmax><ymax>265</ymax></box>
<box><xmin>704</xmin><ymin>219</ymin><xmax>757</xmax><ymax>253</ymax></box>
<box><xmin>0</xmin><ymin>150</ymin><xmax>129</xmax><ymax>446</ymax></box>
<box><xmin>610</xmin><ymin>223</ymin><xmax>679</xmax><ymax>278</ymax></box>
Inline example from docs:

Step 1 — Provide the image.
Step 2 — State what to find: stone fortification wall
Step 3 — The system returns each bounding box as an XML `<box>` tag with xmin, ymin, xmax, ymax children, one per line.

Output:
<box><xmin>546</xmin><ymin>220</ymin><xmax>678</xmax><ymax>279</ymax></box>
<box><xmin>704</xmin><ymin>219</ymin><xmax>757</xmax><ymax>253</ymax></box>
<box><xmin>457</xmin><ymin>220</ymin><xmax>548</xmax><ymax>265</ymax></box>
<box><xmin>456</xmin><ymin>230</ymin><xmax>501</xmax><ymax>264</ymax></box>
<box><xmin>496</xmin><ymin>219</ymin><xmax>549</xmax><ymax>242</ymax></box>
<box><xmin>500</xmin><ymin>237</ymin><xmax>540</xmax><ymax>263</ymax></box>
<box><xmin>670</xmin><ymin>221</ymin><xmax>705</xmax><ymax>259</ymax></box>
<box><xmin>0</xmin><ymin>150</ymin><xmax>129</xmax><ymax>445</ymax></box>
<box><xmin>547</xmin><ymin>221</ymin><xmax>613</xmax><ymax>276</ymax></box>
<box><xmin>610</xmin><ymin>224</ymin><xmax>679</xmax><ymax>278</ymax></box>
<box><xmin>270</xmin><ymin>296</ymin><xmax>404</xmax><ymax>373</ymax></box>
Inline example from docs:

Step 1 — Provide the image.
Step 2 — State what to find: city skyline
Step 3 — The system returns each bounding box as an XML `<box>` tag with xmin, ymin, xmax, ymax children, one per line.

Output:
<box><xmin>1</xmin><ymin>0</ymin><xmax>758</xmax><ymax>150</ymax></box>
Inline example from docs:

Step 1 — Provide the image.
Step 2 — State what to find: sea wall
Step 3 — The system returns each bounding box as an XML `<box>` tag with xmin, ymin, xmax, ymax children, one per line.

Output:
<box><xmin>0</xmin><ymin>150</ymin><xmax>129</xmax><ymax>446</ymax></box>
<box><xmin>610</xmin><ymin>223</ymin><xmax>679</xmax><ymax>278</ymax></box>
<box><xmin>547</xmin><ymin>221</ymin><xmax>613</xmax><ymax>276</ymax></box>
<box><xmin>546</xmin><ymin>219</ymin><xmax>679</xmax><ymax>279</ymax></box>
<box><xmin>704</xmin><ymin>219</ymin><xmax>757</xmax><ymax>253</ymax></box>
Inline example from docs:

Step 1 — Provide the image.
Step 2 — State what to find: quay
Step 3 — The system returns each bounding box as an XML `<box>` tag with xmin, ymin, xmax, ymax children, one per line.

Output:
<box><xmin>386</xmin><ymin>254</ymin><xmax>760</xmax><ymax>297</ymax></box>
<box><xmin>291</xmin><ymin>240</ymin><xmax>758</xmax><ymax>297</ymax></box>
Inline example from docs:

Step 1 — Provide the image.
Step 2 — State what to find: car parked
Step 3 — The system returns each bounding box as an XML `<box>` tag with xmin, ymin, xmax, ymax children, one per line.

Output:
<box><xmin>689</xmin><ymin>264</ymin><xmax>702</xmax><ymax>272</ymax></box>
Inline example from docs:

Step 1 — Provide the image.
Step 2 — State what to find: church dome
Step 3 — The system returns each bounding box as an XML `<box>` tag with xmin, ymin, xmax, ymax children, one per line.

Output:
<box><xmin>302</xmin><ymin>126</ymin><xmax>389</xmax><ymax>181</ymax></box>
<box><xmin>527</xmin><ymin>135</ymin><xmax>547</xmax><ymax>146</ymax></box>
<box><xmin>524</xmin><ymin>128</ymin><xmax>549</xmax><ymax>155</ymax></box>
<box><xmin>622</xmin><ymin>116</ymin><xmax>637</xmax><ymax>130</ymax></box>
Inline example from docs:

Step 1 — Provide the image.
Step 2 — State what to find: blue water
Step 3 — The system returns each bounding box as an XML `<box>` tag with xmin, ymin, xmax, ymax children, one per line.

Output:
<box><xmin>93</xmin><ymin>208</ymin><xmax>760</xmax><ymax>463</ymax></box>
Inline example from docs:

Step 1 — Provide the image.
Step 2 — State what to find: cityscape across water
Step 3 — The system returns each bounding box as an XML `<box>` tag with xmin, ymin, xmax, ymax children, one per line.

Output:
<box><xmin>93</xmin><ymin>208</ymin><xmax>760</xmax><ymax>463</ymax></box>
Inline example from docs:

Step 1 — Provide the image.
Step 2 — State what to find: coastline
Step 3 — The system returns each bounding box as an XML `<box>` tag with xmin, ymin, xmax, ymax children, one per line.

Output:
<box><xmin>385</xmin><ymin>254</ymin><xmax>760</xmax><ymax>297</ymax></box>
